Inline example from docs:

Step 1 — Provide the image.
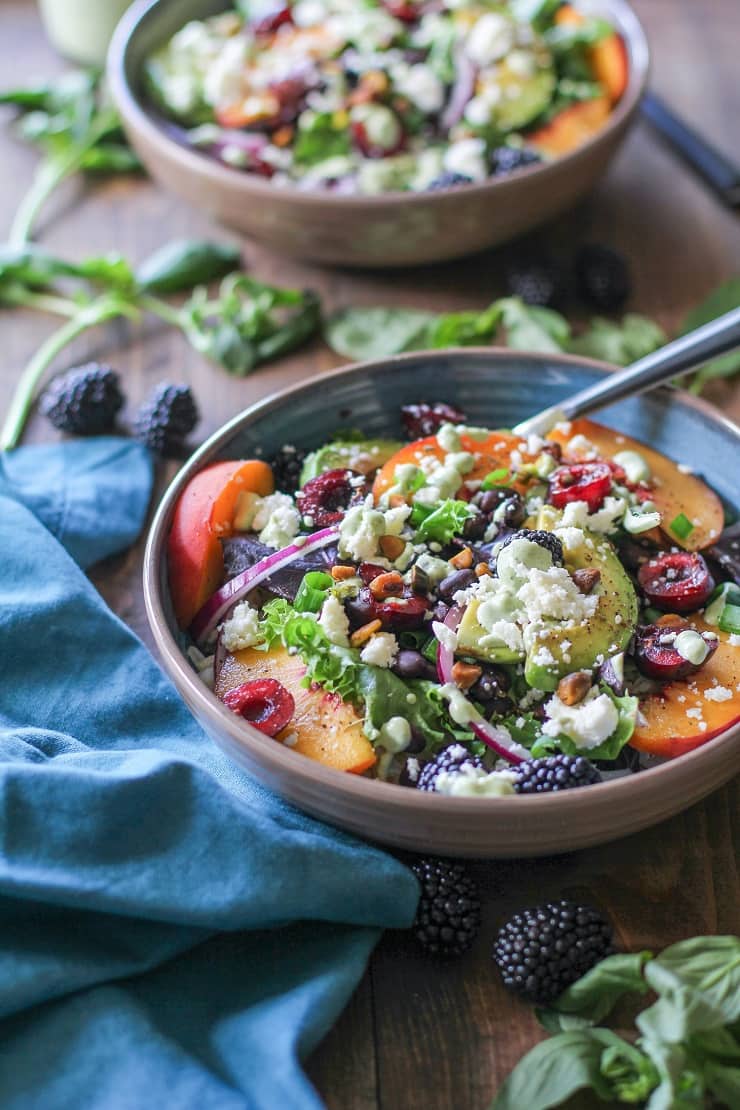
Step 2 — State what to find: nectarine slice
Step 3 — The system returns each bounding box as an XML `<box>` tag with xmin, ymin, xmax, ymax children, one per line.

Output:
<box><xmin>528</xmin><ymin>96</ymin><xmax>611</xmax><ymax>158</ymax></box>
<box><xmin>547</xmin><ymin>419</ymin><xmax>724</xmax><ymax>552</ymax></box>
<box><xmin>168</xmin><ymin>459</ymin><xmax>274</xmax><ymax>628</ymax></box>
<box><xmin>631</xmin><ymin>619</ymin><xmax>740</xmax><ymax>758</ymax></box>
<box><xmin>555</xmin><ymin>5</ymin><xmax>629</xmax><ymax>103</ymax></box>
<box><xmin>372</xmin><ymin>431</ymin><xmax>528</xmax><ymax>502</ymax></box>
<box><xmin>216</xmin><ymin>645</ymin><xmax>376</xmax><ymax>774</ymax></box>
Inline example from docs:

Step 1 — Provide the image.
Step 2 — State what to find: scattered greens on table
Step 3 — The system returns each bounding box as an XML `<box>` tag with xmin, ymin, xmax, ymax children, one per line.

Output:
<box><xmin>0</xmin><ymin>241</ymin><xmax>321</xmax><ymax>449</ymax></box>
<box><xmin>0</xmin><ymin>70</ymin><xmax>139</xmax><ymax>247</ymax></box>
<box><xmin>492</xmin><ymin>935</ymin><xmax>740</xmax><ymax>1110</ymax></box>
<box><xmin>324</xmin><ymin>278</ymin><xmax>740</xmax><ymax>392</ymax></box>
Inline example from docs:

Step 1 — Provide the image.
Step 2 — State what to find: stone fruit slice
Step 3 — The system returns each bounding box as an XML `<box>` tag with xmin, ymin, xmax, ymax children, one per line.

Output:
<box><xmin>215</xmin><ymin>644</ymin><xmax>376</xmax><ymax>774</ymax></box>
<box><xmin>372</xmin><ymin>430</ymin><xmax>527</xmax><ymax>502</ymax></box>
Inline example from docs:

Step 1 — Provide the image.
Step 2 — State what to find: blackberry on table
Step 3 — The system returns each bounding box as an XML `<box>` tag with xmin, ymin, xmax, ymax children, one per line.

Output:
<box><xmin>493</xmin><ymin>900</ymin><xmax>614</xmax><ymax>1004</ymax></box>
<box><xmin>417</xmin><ymin>743</ymin><xmax>484</xmax><ymax>793</ymax></box>
<box><xmin>497</xmin><ymin>528</ymin><xmax>564</xmax><ymax>566</ymax></box>
<box><xmin>514</xmin><ymin>754</ymin><xmax>602</xmax><ymax>794</ymax></box>
<box><xmin>411</xmin><ymin>857</ymin><xmax>481</xmax><ymax>957</ymax></box>
<box><xmin>575</xmin><ymin>244</ymin><xmax>631</xmax><ymax>310</ymax></box>
<box><xmin>426</xmin><ymin>171</ymin><xmax>473</xmax><ymax>191</ymax></box>
<box><xmin>491</xmin><ymin>146</ymin><xmax>541</xmax><ymax>175</ymax></box>
<box><xmin>270</xmin><ymin>444</ymin><xmax>306</xmax><ymax>493</ymax></box>
<box><xmin>505</xmin><ymin>257</ymin><xmax>568</xmax><ymax>308</ymax></box>
<box><xmin>39</xmin><ymin>363</ymin><xmax>123</xmax><ymax>435</ymax></box>
<box><xmin>134</xmin><ymin>382</ymin><xmax>199</xmax><ymax>456</ymax></box>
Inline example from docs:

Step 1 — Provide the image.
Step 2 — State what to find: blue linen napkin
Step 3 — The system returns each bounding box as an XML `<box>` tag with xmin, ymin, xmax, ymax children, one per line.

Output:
<box><xmin>0</xmin><ymin>437</ymin><xmax>418</xmax><ymax>1110</ymax></box>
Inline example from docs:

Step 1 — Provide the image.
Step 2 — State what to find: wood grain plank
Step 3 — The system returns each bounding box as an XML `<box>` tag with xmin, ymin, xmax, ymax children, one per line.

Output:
<box><xmin>0</xmin><ymin>2</ymin><xmax>738</xmax><ymax>1107</ymax></box>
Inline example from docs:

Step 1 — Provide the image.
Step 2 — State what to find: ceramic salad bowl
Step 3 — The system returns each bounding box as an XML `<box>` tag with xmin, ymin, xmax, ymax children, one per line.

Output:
<box><xmin>108</xmin><ymin>0</ymin><xmax>649</xmax><ymax>267</ymax></box>
<box><xmin>143</xmin><ymin>350</ymin><xmax>740</xmax><ymax>857</ymax></box>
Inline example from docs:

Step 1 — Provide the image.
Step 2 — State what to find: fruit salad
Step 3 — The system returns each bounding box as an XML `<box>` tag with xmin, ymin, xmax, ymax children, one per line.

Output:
<box><xmin>169</xmin><ymin>402</ymin><xmax>740</xmax><ymax>795</ymax></box>
<box><xmin>145</xmin><ymin>1</ymin><xmax>629</xmax><ymax>195</ymax></box>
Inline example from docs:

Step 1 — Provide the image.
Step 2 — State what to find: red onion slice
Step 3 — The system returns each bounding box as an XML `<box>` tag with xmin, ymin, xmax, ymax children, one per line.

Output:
<box><xmin>440</xmin><ymin>48</ymin><xmax>477</xmax><ymax>132</ymax></box>
<box><xmin>189</xmin><ymin>526</ymin><xmax>339</xmax><ymax>644</ymax></box>
<box><xmin>433</xmin><ymin>606</ymin><xmax>525</xmax><ymax>766</ymax></box>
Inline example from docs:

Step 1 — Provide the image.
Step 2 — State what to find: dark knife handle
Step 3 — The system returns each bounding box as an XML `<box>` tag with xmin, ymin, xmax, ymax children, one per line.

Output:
<box><xmin>640</xmin><ymin>91</ymin><xmax>740</xmax><ymax>208</ymax></box>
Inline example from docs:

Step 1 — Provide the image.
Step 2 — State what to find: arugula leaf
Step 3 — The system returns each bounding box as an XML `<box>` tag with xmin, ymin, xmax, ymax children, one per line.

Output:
<box><xmin>680</xmin><ymin>277</ymin><xmax>740</xmax><ymax>393</ymax></box>
<box><xmin>293</xmin><ymin>111</ymin><xmax>351</xmax><ymax>166</ymax></box>
<box><xmin>359</xmin><ymin>667</ymin><xmax>458</xmax><ymax>748</ymax></box>
<box><xmin>538</xmin><ymin>951</ymin><xmax>652</xmax><ymax>1030</ymax></box>
<box><xmin>324</xmin><ymin>306</ymin><xmax>438</xmax><ymax>360</ymax></box>
<box><xmin>499</xmin><ymin>297</ymin><xmax>570</xmax><ymax>353</ymax></box>
<box><xmin>532</xmin><ymin>689</ymin><xmax>638</xmax><ymax>762</ymax></box>
<box><xmin>413</xmin><ymin>499</ymin><xmax>475</xmax><ymax>543</ymax></box>
<box><xmin>491</xmin><ymin>1027</ymin><xmax>657</xmax><ymax>1109</ymax></box>
<box><xmin>568</xmin><ymin>314</ymin><xmax>667</xmax><ymax>366</ymax></box>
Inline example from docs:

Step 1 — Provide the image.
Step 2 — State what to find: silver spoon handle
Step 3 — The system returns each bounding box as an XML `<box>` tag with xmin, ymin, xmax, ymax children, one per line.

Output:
<box><xmin>514</xmin><ymin>305</ymin><xmax>740</xmax><ymax>437</ymax></box>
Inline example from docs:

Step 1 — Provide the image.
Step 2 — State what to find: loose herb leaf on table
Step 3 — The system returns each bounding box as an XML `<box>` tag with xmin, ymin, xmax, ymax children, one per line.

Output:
<box><xmin>1</xmin><ymin>70</ymin><xmax>140</xmax><ymax>247</ymax></box>
<box><xmin>680</xmin><ymin>277</ymin><xmax>740</xmax><ymax>393</ymax></box>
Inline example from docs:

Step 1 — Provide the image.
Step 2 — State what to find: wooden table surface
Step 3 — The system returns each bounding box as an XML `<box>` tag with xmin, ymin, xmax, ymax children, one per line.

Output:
<box><xmin>2</xmin><ymin>1</ymin><xmax>739</xmax><ymax>1106</ymax></box>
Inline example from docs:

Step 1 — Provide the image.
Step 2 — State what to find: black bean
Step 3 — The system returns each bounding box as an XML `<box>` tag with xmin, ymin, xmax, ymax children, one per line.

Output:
<box><xmin>462</xmin><ymin>509</ymin><xmax>488</xmax><ymax>541</ymax></box>
<box><xmin>499</xmin><ymin>494</ymin><xmax>525</xmax><ymax>528</ymax></box>
<box><xmin>438</xmin><ymin>568</ymin><xmax>476</xmax><ymax>601</ymax></box>
<box><xmin>474</xmin><ymin>488</ymin><xmax>513</xmax><ymax>513</ymax></box>
<box><xmin>393</xmin><ymin>649</ymin><xmax>436</xmax><ymax>680</ymax></box>
<box><xmin>470</xmin><ymin>668</ymin><xmax>511</xmax><ymax>701</ymax></box>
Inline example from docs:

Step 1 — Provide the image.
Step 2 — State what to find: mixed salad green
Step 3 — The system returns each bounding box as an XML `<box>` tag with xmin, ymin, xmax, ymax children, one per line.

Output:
<box><xmin>145</xmin><ymin>0</ymin><xmax>628</xmax><ymax>194</ymax></box>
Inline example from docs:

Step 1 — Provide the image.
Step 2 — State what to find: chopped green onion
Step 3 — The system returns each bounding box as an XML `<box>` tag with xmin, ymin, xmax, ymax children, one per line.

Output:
<box><xmin>422</xmin><ymin>637</ymin><xmax>439</xmax><ymax>665</ymax></box>
<box><xmin>481</xmin><ymin>468</ymin><xmax>511</xmax><ymax>490</ymax></box>
<box><xmin>719</xmin><ymin>603</ymin><xmax>740</xmax><ymax>635</ymax></box>
<box><xmin>669</xmin><ymin>512</ymin><xmax>695</xmax><ymax>540</ymax></box>
<box><xmin>294</xmin><ymin>570</ymin><xmax>333</xmax><ymax>612</ymax></box>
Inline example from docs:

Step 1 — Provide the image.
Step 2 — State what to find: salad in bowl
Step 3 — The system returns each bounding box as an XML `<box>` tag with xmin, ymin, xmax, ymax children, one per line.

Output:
<box><xmin>145</xmin><ymin>0</ymin><xmax>630</xmax><ymax>194</ymax></box>
<box><xmin>168</xmin><ymin>399</ymin><xmax>740</xmax><ymax>799</ymax></box>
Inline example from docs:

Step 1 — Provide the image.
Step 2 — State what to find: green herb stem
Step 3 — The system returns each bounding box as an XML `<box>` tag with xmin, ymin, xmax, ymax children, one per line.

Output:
<box><xmin>0</xmin><ymin>286</ymin><xmax>78</xmax><ymax>318</ymax></box>
<box><xmin>0</xmin><ymin>298</ymin><xmax>137</xmax><ymax>450</ymax></box>
<box><xmin>137</xmin><ymin>293</ymin><xmax>185</xmax><ymax>329</ymax></box>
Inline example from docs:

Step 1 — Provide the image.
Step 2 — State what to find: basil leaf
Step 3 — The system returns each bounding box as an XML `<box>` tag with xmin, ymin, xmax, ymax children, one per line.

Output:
<box><xmin>490</xmin><ymin>1028</ymin><xmax>654</xmax><ymax>1110</ymax></box>
<box><xmin>647</xmin><ymin>936</ymin><xmax>740</xmax><ymax>1024</ymax></box>
<box><xmin>538</xmin><ymin>951</ymin><xmax>652</xmax><ymax>1029</ymax></box>
<box><xmin>427</xmin><ymin>302</ymin><xmax>504</xmax><ymax>348</ymax></box>
<box><xmin>702</xmin><ymin>1060</ymin><xmax>740</xmax><ymax>1106</ymax></box>
<box><xmin>640</xmin><ymin>1038</ymin><xmax>703</xmax><ymax>1110</ymax></box>
<box><xmin>324</xmin><ymin>306</ymin><xmax>438</xmax><ymax>360</ymax></box>
<box><xmin>499</xmin><ymin>297</ymin><xmax>570</xmax><ymax>353</ymax></box>
<box><xmin>568</xmin><ymin>314</ymin><xmax>666</xmax><ymax>366</ymax></box>
<box><xmin>681</xmin><ymin>277</ymin><xmax>740</xmax><ymax>393</ymax></box>
<box><xmin>136</xmin><ymin>239</ymin><xmax>241</xmax><ymax>294</ymax></box>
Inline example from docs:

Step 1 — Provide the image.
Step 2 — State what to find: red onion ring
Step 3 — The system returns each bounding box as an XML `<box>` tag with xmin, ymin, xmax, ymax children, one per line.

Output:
<box><xmin>189</xmin><ymin>526</ymin><xmax>339</xmax><ymax>644</ymax></box>
<box><xmin>434</xmin><ymin>606</ymin><xmax>525</xmax><ymax>765</ymax></box>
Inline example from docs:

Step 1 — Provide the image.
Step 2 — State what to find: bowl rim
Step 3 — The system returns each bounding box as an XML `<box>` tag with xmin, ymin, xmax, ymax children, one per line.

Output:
<box><xmin>108</xmin><ymin>0</ymin><xmax>650</xmax><ymax>208</ymax></box>
<box><xmin>143</xmin><ymin>347</ymin><xmax>740</xmax><ymax>821</ymax></box>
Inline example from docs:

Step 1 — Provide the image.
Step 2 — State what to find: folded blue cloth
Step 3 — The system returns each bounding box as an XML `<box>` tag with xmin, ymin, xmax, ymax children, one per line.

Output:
<box><xmin>0</xmin><ymin>438</ymin><xmax>418</xmax><ymax>1110</ymax></box>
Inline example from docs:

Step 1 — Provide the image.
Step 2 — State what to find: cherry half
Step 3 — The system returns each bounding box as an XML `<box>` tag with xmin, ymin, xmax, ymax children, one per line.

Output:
<box><xmin>223</xmin><ymin>678</ymin><xmax>295</xmax><ymax>736</ymax></box>
<box><xmin>346</xmin><ymin>586</ymin><xmax>430</xmax><ymax>630</ymax></box>
<box><xmin>548</xmin><ymin>462</ymin><xmax>612</xmax><ymax>513</ymax></box>
<box><xmin>296</xmin><ymin>469</ymin><xmax>367</xmax><ymax>528</ymax></box>
<box><xmin>633</xmin><ymin>623</ymin><xmax>718</xmax><ymax>681</ymax></box>
<box><xmin>637</xmin><ymin>552</ymin><xmax>715</xmax><ymax>613</ymax></box>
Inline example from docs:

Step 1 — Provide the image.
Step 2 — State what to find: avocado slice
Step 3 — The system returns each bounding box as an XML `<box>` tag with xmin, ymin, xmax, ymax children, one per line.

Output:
<box><xmin>300</xmin><ymin>439</ymin><xmax>402</xmax><ymax>486</ymax></box>
<box><xmin>524</xmin><ymin>532</ymin><xmax>638</xmax><ymax>691</ymax></box>
<box><xmin>493</xmin><ymin>56</ymin><xmax>556</xmax><ymax>133</ymax></box>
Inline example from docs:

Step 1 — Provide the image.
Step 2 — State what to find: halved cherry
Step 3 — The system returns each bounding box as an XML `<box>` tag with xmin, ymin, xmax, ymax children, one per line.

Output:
<box><xmin>351</xmin><ymin>115</ymin><xmax>405</xmax><ymax>159</ymax></box>
<box><xmin>637</xmin><ymin>552</ymin><xmax>715</xmax><ymax>613</ymax></box>
<box><xmin>384</xmin><ymin>0</ymin><xmax>420</xmax><ymax>21</ymax></box>
<box><xmin>632</xmin><ymin>622</ymin><xmax>718</xmax><ymax>681</ymax></box>
<box><xmin>346</xmin><ymin>586</ymin><xmax>430</xmax><ymax>630</ymax></box>
<box><xmin>223</xmin><ymin>678</ymin><xmax>295</xmax><ymax>736</ymax></box>
<box><xmin>297</xmin><ymin>469</ymin><xmax>367</xmax><ymax>528</ymax></box>
<box><xmin>252</xmin><ymin>3</ymin><xmax>293</xmax><ymax>35</ymax></box>
<box><xmin>359</xmin><ymin>562</ymin><xmax>387</xmax><ymax>585</ymax></box>
<box><xmin>548</xmin><ymin>462</ymin><xmax>612</xmax><ymax>512</ymax></box>
<box><xmin>400</xmin><ymin>402</ymin><xmax>466</xmax><ymax>440</ymax></box>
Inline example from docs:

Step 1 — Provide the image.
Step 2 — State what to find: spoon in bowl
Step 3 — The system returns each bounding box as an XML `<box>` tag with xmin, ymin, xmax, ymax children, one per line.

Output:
<box><xmin>513</xmin><ymin>305</ymin><xmax>740</xmax><ymax>438</ymax></box>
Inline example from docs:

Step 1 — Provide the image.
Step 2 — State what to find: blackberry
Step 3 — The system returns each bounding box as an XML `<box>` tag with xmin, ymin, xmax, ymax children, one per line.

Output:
<box><xmin>505</xmin><ymin>257</ymin><xmax>568</xmax><ymax>308</ymax></box>
<box><xmin>493</xmin><ymin>900</ymin><xmax>614</xmax><ymax>1004</ymax></box>
<box><xmin>575</xmin><ymin>244</ymin><xmax>631</xmax><ymax>311</ymax></box>
<box><xmin>417</xmin><ymin>743</ymin><xmax>484</xmax><ymax>793</ymax></box>
<box><xmin>134</xmin><ymin>382</ymin><xmax>199</xmax><ymax>456</ymax></box>
<box><xmin>514</xmin><ymin>753</ymin><xmax>602</xmax><ymax>794</ymax></box>
<box><xmin>498</xmin><ymin>528</ymin><xmax>564</xmax><ymax>566</ymax></box>
<box><xmin>270</xmin><ymin>444</ymin><xmax>306</xmax><ymax>493</ymax></box>
<box><xmin>491</xmin><ymin>146</ymin><xmax>541</xmax><ymax>175</ymax></box>
<box><xmin>426</xmin><ymin>171</ymin><xmax>473</xmax><ymax>191</ymax></box>
<box><xmin>400</xmin><ymin>402</ymin><xmax>466</xmax><ymax>440</ymax></box>
<box><xmin>411</xmin><ymin>857</ymin><xmax>481</xmax><ymax>957</ymax></box>
<box><xmin>39</xmin><ymin>363</ymin><xmax>124</xmax><ymax>435</ymax></box>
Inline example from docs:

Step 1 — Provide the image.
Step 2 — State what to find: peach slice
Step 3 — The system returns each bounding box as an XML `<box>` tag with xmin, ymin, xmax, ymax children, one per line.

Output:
<box><xmin>528</xmin><ymin>96</ymin><xmax>611</xmax><ymax>158</ymax></box>
<box><xmin>547</xmin><ymin>418</ymin><xmax>724</xmax><ymax>552</ymax></box>
<box><xmin>372</xmin><ymin>431</ymin><xmax>528</xmax><ymax>502</ymax></box>
<box><xmin>168</xmin><ymin>459</ymin><xmax>274</xmax><ymax>629</ymax></box>
<box><xmin>631</xmin><ymin>619</ymin><xmax>740</xmax><ymax>757</ymax></box>
<box><xmin>216</xmin><ymin>645</ymin><xmax>376</xmax><ymax>774</ymax></box>
<box><xmin>555</xmin><ymin>4</ymin><xmax>629</xmax><ymax>103</ymax></box>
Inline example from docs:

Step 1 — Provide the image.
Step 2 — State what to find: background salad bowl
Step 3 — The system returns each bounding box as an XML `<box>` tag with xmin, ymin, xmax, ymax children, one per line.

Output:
<box><xmin>108</xmin><ymin>0</ymin><xmax>649</xmax><ymax>267</ymax></box>
<box><xmin>143</xmin><ymin>350</ymin><xmax>740</xmax><ymax>857</ymax></box>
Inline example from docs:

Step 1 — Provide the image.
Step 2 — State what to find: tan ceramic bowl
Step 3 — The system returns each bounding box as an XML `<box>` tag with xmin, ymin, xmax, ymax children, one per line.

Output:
<box><xmin>109</xmin><ymin>0</ymin><xmax>649</xmax><ymax>267</ymax></box>
<box><xmin>143</xmin><ymin>350</ymin><xmax>740</xmax><ymax>857</ymax></box>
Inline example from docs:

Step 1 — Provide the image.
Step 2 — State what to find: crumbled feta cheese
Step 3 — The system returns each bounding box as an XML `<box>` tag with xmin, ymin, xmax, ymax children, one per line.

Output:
<box><xmin>443</xmin><ymin>138</ymin><xmax>488</xmax><ymax>182</ymax></box>
<box><xmin>566</xmin><ymin>434</ymin><xmax>598</xmax><ymax>460</ymax></box>
<box><xmin>517</xmin><ymin>567</ymin><xmax>598</xmax><ymax>624</ymax></box>
<box><xmin>466</xmin><ymin>11</ymin><xmax>514</xmax><ymax>65</ymax></box>
<box><xmin>729</xmin><ymin>634</ymin><xmax>740</xmax><ymax>647</ymax></box>
<box><xmin>406</xmin><ymin>756</ymin><xmax>420</xmax><ymax>783</ymax></box>
<box><xmin>542</xmin><ymin>688</ymin><xmax>619</xmax><ymax>750</ymax></box>
<box><xmin>318</xmin><ymin>594</ymin><xmax>350</xmax><ymax>647</ymax></box>
<box><xmin>383</xmin><ymin>504</ymin><xmax>412</xmax><ymax>535</ymax></box>
<box><xmin>360</xmin><ymin>632</ymin><xmax>399</xmax><ymax>669</ymax></box>
<box><xmin>704</xmin><ymin>685</ymin><xmax>732</xmax><ymax>702</ymax></box>
<box><xmin>221</xmin><ymin>601</ymin><xmax>264</xmax><ymax>652</ymax></box>
<box><xmin>253</xmin><ymin>492</ymin><xmax>301</xmax><ymax>549</ymax></box>
<box><xmin>338</xmin><ymin>497</ymin><xmax>385</xmax><ymax>561</ymax></box>
<box><xmin>560</xmin><ymin>497</ymin><xmax>627</xmax><ymax>534</ymax></box>
<box><xmin>392</xmin><ymin>62</ymin><xmax>445</xmax><ymax>113</ymax></box>
<box><xmin>432</xmin><ymin>622</ymin><xmax>458</xmax><ymax>653</ymax></box>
